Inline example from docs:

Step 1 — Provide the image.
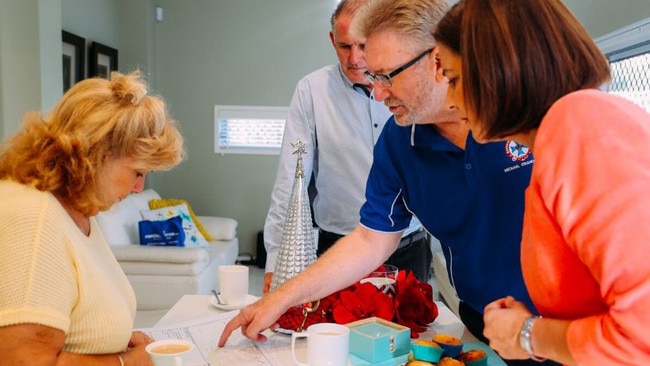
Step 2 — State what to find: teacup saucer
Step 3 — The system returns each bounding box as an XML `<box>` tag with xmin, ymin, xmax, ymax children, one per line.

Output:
<box><xmin>209</xmin><ymin>294</ymin><xmax>258</xmax><ymax>311</ymax></box>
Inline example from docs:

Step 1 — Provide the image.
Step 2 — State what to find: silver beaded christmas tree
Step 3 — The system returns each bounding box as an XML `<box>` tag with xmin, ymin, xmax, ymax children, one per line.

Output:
<box><xmin>270</xmin><ymin>140</ymin><xmax>317</xmax><ymax>291</ymax></box>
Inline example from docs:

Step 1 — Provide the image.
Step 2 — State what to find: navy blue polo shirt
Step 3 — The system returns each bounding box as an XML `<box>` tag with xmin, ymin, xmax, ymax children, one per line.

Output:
<box><xmin>360</xmin><ymin>118</ymin><xmax>536</xmax><ymax>313</ymax></box>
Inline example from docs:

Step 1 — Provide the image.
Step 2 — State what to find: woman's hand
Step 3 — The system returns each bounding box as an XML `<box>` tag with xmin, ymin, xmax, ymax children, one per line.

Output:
<box><xmin>128</xmin><ymin>331</ymin><xmax>154</xmax><ymax>348</ymax></box>
<box><xmin>483</xmin><ymin>296</ymin><xmax>533</xmax><ymax>360</ymax></box>
<box><xmin>122</xmin><ymin>331</ymin><xmax>155</xmax><ymax>366</ymax></box>
<box><xmin>0</xmin><ymin>324</ymin><xmax>157</xmax><ymax>365</ymax></box>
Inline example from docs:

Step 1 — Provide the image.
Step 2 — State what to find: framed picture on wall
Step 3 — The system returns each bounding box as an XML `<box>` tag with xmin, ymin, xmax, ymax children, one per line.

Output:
<box><xmin>88</xmin><ymin>41</ymin><xmax>118</xmax><ymax>79</ymax></box>
<box><xmin>62</xmin><ymin>30</ymin><xmax>85</xmax><ymax>92</ymax></box>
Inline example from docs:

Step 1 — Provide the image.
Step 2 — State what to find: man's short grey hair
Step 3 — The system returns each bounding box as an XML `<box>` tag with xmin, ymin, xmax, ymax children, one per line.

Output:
<box><xmin>353</xmin><ymin>0</ymin><xmax>449</xmax><ymax>48</ymax></box>
<box><xmin>330</xmin><ymin>0</ymin><xmax>369</xmax><ymax>30</ymax></box>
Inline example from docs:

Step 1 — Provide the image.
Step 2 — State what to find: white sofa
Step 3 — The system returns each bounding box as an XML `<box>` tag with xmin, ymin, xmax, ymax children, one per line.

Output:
<box><xmin>96</xmin><ymin>189</ymin><xmax>239</xmax><ymax>316</ymax></box>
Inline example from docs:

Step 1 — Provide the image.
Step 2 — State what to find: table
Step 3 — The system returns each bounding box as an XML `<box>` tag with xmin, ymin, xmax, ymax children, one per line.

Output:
<box><xmin>155</xmin><ymin>295</ymin><xmax>506</xmax><ymax>365</ymax></box>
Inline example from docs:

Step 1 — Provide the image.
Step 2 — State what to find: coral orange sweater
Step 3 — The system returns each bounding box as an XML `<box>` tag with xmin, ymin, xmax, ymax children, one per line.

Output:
<box><xmin>522</xmin><ymin>89</ymin><xmax>650</xmax><ymax>364</ymax></box>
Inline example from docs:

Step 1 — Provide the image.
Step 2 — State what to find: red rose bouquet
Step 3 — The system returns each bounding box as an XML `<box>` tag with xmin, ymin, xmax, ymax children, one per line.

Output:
<box><xmin>331</xmin><ymin>281</ymin><xmax>395</xmax><ymax>324</ymax></box>
<box><xmin>326</xmin><ymin>267</ymin><xmax>439</xmax><ymax>337</ymax></box>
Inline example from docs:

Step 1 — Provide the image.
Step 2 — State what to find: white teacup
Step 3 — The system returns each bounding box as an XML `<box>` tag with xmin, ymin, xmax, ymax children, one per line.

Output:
<box><xmin>146</xmin><ymin>339</ymin><xmax>194</xmax><ymax>366</ymax></box>
<box><xmin>218</xmin><ymin>264</ymin><xmax>249</xmax><ymax>305</ymax></box>
<box><xmin>291</xmin><ymin>323</ymin><xmax>350</xmax><ymax>366</ymax></box>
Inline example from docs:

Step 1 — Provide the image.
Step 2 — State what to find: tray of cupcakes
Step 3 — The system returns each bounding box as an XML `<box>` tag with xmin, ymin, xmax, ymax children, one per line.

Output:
<box><xmin>407</xmin><ymin>334</ymin><xmax>493</xmax><ymax>366</ymax></box>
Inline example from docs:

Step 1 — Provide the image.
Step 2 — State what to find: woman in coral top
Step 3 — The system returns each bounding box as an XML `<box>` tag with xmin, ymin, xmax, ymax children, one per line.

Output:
<box><xmin>434</xmin><ymin>0</ymin><xmax>650</xmax><ymax>365</ymax></box>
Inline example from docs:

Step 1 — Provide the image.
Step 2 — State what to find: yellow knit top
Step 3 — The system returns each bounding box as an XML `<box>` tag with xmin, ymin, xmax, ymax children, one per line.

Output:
<box><xmin>0</xmin><ymin>180</ymin><xmax>136</xmax><ymax>354</ymax></box>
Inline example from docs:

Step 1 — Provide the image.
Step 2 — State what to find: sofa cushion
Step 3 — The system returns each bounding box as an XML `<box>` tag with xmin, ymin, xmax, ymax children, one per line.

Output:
<box><xmin>130</xmin><ymin>189</ymin><xmax>163</xmax><ymax>210</ymax></box>
<box><xmin>97</xmin><ymin>198</ymin><xmax>142</xmax><ymax>245</ymax></box>
<box><xmin>110</xmin><ymin>245</ymin><xmax>209</xmax><ymax>263</ymax></box>
<box><xmin>196</xmin><ymin>215</ymin><xmax>238</xmax><ymax>241</ymax></box>
<box><xmin>141</xmin><ymin>203</ymin><xmax>209</xmax><ymax>248</ymax></box>
<box><xmin>148</xmin><ymin>198</ymin><xmax>213</xmax><ymax>241</ymax></box>
<box><xmin>96</xmin><ymin>189</ymin><xmax>162</xmax><ymax>245</ymax></box>
<box><xmin>118</xmin><ymin>261</ymin><xmax>209</xmax><ymax>276</ymax></box>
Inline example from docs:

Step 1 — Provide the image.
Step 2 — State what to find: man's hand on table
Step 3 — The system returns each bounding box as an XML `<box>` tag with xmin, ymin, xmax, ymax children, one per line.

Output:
<box><xmin>218</xmin><ymin>294</ymin><xmax>285</xmax><ymax>347</ymax></box>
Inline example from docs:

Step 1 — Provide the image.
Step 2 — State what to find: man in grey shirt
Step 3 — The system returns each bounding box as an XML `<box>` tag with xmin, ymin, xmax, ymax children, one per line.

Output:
<box><xmin>262</xmin><ymin>0</ymin><xmax>430</xmax><ymax>292</ymax></box>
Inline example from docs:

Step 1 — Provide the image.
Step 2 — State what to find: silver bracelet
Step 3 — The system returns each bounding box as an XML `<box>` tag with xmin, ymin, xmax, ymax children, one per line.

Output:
<box><xmin>519</xmin><ymin>316</ymin><xmax>547</xmax><ymax>362</ymax></box>
<box><xmin>117</xmin><ymin>354</ymin><xmax>125</xmax><ymax>366</ymax></box>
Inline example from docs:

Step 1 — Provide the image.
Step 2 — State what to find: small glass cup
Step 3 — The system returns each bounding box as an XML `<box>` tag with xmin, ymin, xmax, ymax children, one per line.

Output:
<box><xmin>359</xmin><ymin>264</ymin><xmax>398</xmax><ymax>296</ymax></box>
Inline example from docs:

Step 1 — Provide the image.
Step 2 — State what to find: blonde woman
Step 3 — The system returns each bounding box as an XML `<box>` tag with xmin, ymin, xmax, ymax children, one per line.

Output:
<box><xmin>0</xmin><ymin>71</ymin><xmax>184</xmax><ymax>366</ymax></box>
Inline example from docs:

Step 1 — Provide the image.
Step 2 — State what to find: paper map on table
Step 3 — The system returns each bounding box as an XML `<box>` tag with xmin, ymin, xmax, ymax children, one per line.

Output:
<box><xmin>139</xmin><ymin>310</ymin><xmax>280</xmax><ymax>366</ymax></box>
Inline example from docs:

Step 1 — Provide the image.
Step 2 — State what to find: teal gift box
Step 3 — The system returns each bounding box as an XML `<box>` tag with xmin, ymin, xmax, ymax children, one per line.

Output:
<box><xmin>346</xmin><ymin>317</ymin><xmax>411</xmax><ymax>363</ymax></box>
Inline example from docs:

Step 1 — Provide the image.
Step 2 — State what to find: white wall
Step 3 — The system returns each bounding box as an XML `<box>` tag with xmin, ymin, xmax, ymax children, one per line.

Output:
<box><xmin>62</xmin><ymin>0</ymin><xmax>121</xmax><ymax>48</ymax></box>
<box><xmin>0</xmin><ymin>0</ymin><xmax>61</xmax><ymax>138</ymax></box>
<box><xmin>564</xmin><ymin>0</ymin><xmax>650</xmax><ymax>37</ymax></box>
<box><xmin>139</xmin><ymin>1</ymin><xmax>338</xmax><ymax>256</ymax></box>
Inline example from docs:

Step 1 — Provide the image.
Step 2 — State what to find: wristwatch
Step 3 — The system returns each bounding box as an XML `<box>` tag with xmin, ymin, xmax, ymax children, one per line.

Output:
<box><xmin>519</xmin><ymin>316</ymin><xmax>547</xmax><ymax>362</ymax></box>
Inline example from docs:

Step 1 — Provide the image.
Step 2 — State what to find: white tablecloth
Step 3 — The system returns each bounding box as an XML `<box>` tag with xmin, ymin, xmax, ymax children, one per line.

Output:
<box><xmin>151</xmin><ymin>295</ymin><xmax>506</xmax><ymax>366</ymax></box>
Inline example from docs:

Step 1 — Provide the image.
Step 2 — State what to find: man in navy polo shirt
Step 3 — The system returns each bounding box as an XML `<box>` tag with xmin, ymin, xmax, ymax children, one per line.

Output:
<box><xmin>220</xmin><ymin>3</ymin><xmax>550</xmax><ymax>365</ymax></box>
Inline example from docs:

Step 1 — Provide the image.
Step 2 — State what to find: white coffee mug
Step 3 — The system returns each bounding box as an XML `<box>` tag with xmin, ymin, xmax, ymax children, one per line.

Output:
<box><xmin>218</xmin><ymin>264</ymin><xmax>249</xmax><ymax>306</ymax></box>
<box><xmin>291</xmin><ymin>323</ymin><xmax>350</xmax><ymax>366</ymax></box>
<box><xmin>145</xmin><ymin>339</ymin><xmax>194</xmax><ymax>366</ymax></box>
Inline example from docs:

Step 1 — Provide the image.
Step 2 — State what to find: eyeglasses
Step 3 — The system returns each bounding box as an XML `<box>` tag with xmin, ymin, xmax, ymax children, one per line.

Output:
<box><xmin>364</xmin><ymin>48</ymin><xmax>433</xmax><ymax>88</ymax></box>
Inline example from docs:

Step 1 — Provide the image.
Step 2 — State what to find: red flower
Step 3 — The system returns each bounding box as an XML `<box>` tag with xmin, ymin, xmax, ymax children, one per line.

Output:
<box><xmin>331</xmin><ymin>282</ymin><xmax>395</xmax><ymax>324</ymax></box>
<box><xmin>326</xmin><ymin>269</ymin><xmax>439</xmax><ymax>338</ymax></box>
<box><xmin>276</xmin><ymin>297</ymin><xmax>336</xmax><ymax>332</ymax></box>
<box><xmin>393</xmin><ymin>270</ymin><xmax>438</xmax><ymax>337</ymax></box>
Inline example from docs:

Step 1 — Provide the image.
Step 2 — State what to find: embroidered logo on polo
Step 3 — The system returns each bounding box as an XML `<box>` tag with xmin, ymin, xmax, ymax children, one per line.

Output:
<box><xmin>503</xmin><ymin>140</ymin><xmax>533</xmax><ymax>173</ymax></box>
<box><xmin>505</xmin><ymin>140</ymin><xmax>531</xmax><ymax>161</ymax></box>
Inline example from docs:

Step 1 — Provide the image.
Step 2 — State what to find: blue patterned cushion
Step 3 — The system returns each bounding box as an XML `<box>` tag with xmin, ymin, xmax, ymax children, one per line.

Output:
<box><xmin>141</xmin><ymin>203</ymin><xmax>209</xmax><ymax>248</ymax></box>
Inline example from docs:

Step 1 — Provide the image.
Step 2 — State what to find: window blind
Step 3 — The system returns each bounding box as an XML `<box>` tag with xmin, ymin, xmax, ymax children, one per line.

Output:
<box><xmin>214</xmin><ymin>105</ymin><xmax>288</xmax><ymax>155</ymax></box>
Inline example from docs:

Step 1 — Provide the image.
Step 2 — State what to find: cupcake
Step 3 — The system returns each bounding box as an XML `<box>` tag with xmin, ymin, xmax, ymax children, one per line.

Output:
<box><xmin>432</xmin><ymin>334</ymin><xmax>463</xmax><ymax>359</ymax></box>
<box><xmin>459</xmin><ymin>349</ymin><xmax>488</xmax><ymax>366</ymax></box>
<box><xmin>411</xmin><ymin>340</ymin><xmax>444</xmax><ymax>363</ymax></box>
<box><xmin>406</xmin><ymin>360</ymin><xmax>434</xmax><ymax>366</ymax></box>
<box><xmin>437</xmin><ymin>356</ymin><xmax>465</xmax><ymax>366</ymax></box>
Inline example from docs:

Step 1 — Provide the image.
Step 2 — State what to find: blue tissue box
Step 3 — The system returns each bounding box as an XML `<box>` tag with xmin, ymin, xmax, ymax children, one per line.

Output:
<box><xmin>347</xmin><ymin>317</ymin><xmax>411</xmax><ymax>364</ymax></box>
